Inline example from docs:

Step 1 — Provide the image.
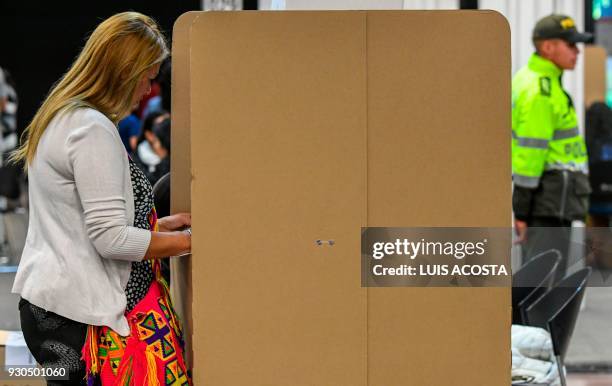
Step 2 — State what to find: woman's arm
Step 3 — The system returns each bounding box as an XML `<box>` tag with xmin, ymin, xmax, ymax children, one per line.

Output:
<box><xmin>144</xmin><ymin>230</ymin><xmax>190</xmax><ymax>259</ymax></box>
<box><xmin>68</xmin><ymin>115</ymin><xmax>151</xmax><ymax>262</ymax></box>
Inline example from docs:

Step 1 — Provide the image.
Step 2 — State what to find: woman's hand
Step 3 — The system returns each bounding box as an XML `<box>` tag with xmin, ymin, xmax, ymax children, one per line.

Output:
<box><xmin>158</xmin><ymin>213</ymin><xmax>191</xmax><ymax>232</ymax></box>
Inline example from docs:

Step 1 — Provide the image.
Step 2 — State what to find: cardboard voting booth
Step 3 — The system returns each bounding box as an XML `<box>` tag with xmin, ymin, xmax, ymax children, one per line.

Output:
<box><xmin>172</xmin><ymin>11</ymin><xmax>511</xmax><ymax>385</ymax></box>
<box><xmin>584</xmin><ymin>45</ymin><xmax>607</xmax><ymax>108</ymax></box>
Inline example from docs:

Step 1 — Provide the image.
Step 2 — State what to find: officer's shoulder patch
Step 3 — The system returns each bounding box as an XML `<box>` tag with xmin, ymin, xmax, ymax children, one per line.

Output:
<box><xmin>539</xmin><ymin>77</ymin><xmax>551</xmax><ymax>96</ymax></box>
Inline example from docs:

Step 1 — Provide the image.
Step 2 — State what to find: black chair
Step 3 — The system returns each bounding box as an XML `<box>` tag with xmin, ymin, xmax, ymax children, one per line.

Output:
<box><xmin>512</xmin><ymin>249</ymin><xmax>561</xmax><ymax>325</ymax></box>
<box><xmin>152</xmin><ymin>172</ymin><xmax>171</xmax><ymax>218</ymax></box>
<box><xmin>152</xmin><ymin>172</ymin><xmax>171</xmax><ymax>284</ymax></box>
<box><xmin>524</xmin><ymin>267</ymin><xmax>592</xmax><ymax>386</ymax></box>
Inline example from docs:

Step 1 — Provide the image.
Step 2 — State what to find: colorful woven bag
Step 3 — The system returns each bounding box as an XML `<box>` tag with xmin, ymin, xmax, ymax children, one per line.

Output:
<box><xmin>82</xmin><ymin>261</ymin><xmax>190</xmax><ymax>386</ymax></box>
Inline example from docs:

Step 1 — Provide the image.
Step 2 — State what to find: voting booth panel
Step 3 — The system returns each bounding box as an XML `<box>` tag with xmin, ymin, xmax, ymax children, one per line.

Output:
<box><xmin>172</xmin><ymin>11</ymin><xmax>511</xmax><ymax>385</ymax></box>
<box><xmin>189</xmin><ymin>12</ymin><xmax>367</xmax><ymax>385</ymax></box>
<box><xmin>170</xmin><ymin>11</ymin><xmax>199</xmax><ymax>367</ymax></box>
<box><xmin>584</xmin><ymin>45</ymin><xmax>607</xmax><ymax>108</ymax></box>
<box><xmin>365</xmin><ymin>12</ymin><xmax>510</xmax><ymax>385</ymax></box>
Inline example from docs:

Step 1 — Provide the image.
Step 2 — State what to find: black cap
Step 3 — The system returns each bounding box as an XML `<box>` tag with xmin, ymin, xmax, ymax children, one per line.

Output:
<box><xmin>533</xmin><ymin>14</ymin><xmax>593</xmax><ymax>43</ymax></box>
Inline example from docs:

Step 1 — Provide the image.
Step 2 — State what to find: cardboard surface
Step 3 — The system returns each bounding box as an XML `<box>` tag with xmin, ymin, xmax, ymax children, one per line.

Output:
<box><xmin>189</xmin><ymin>12</ymin><xmax>368</xmax><ymax>385</ymax></box>
<box><xmin>171</xmin><ymin>11</ymin><xmax>200</xmax><ymax>368</ymax></box>
<box><xmin>584</xmin><ymin>45</ymin><xmax>607</xmax><ymax>108</ymax></box>
<box><xmin>174</xmin><ymin>10</ymin><xmax>511</xmax><ymax>385</ymax></box>
<box><xmin>365</xmin><ymin>12</ymin><xmax>511</xmax><ymax>384</ymax></box>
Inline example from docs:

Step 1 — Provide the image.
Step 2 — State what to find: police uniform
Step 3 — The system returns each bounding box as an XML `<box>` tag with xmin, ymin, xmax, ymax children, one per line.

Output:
<box><xmin>512</xmin><ymin>15</ymin><xmax>592</xmax><ymax>280</ymax></box>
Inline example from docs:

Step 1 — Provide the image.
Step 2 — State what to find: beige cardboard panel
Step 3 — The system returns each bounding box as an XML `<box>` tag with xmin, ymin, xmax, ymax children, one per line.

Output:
<box><xmin>366</xmin><ymin>11</ymin><xmax>511</xmax><ymax>227</ymax></box>
<box><xmin>584</xmin><ymin>45</ymin><xmax>607</xmax><ymax>108</ymax></box>
<box><xmin>172</xmin><ymin>13</ymin><xmax>197</xmax><ymax>214</ymax></box>
<box><xmin>171</xmin><ymin>10</ymin><xmax>200</xmax><ymax>369</ymax></box>
<box><xmin>181</xmin><ymin>10</ymin><xmax>511</xmax><ymax>384</ymax></box>
<box><xmin>366</xmin><ymin>11</ymin><xmax>511</xmax><ymax>385</ymax></box>
<box><xmin>190</xmin><ymin>12</ymin><xmax>367</xmax><ymax>385</ymax></box>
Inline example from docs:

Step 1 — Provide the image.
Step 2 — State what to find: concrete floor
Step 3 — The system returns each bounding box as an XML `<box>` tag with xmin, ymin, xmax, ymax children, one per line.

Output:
<box><xmin>566</xmin><ymin>286</ymin><xmax>612</xmax><ymax>370</ymax></box>
<box><xmin>567</xmin><ymin>373</ymin><xmax>612</xmax><ymax>385</ymax></box>
<box><xmin>510</xmin><ymin>227</ymin><xmax>612</xmax><ymax>374</ymax></box>
<box><xmin>0</xmin><ymin>210</ymin><xmax>27</xmax><ymax>331</ymax></box>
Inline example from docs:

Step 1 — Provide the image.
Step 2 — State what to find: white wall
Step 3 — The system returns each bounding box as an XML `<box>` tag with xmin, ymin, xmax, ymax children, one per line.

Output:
<box><xmin>202</xmin><ymin>0</ymin><xmax>242</xmax><ymax>10</ymax></box>
<box><xmin>480</xmin><ymin>0</ymin><xmax>586</xmax><ymax>132</ymax></box>
<box><xmin>260</xmin><ymin>0</ymin><xmax>458</xmax><ymax>10</ymax></box>
<box><xmin>402</xmin><ymin>0</ymin><xmax>458</xmax><ymax>9</ymax></box>
<box><xmin>261</xmin><ymin>0</ymin><xmax>402</xmax><ymax>9</ymax></box>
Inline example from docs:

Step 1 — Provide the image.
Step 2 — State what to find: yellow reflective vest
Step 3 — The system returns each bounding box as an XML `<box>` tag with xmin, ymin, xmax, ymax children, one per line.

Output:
<box><xmin>512</xmin><ymin>54</ymin><xmax>590</xmax><ymax>221</ymax></box>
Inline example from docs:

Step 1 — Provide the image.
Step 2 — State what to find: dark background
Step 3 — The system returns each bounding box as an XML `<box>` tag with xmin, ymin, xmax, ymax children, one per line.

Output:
<box><xmin>0</xmin><ymin>0</ymin><xmax>592</xmax><ymax>137</ymax></box>
<box><xmin>0</xmin><ymin>1</ymin><xmax>204</xmax><ymax>137</ymax></box>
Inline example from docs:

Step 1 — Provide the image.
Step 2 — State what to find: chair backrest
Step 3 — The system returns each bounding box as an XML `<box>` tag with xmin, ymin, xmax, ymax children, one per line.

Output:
<box><xmin>524</xmin><ymin>267</ymin><xmax>591</xmax><ymax>359</ymax></box>
<box><xmin>152</xmin><ymin>172</ymin><xmax>171</xmax><ymax>218</ymax></box>
<box><xmin>512</xmin><ymin>249</ymin><xmax>561</xmax><ymax>324</ymax></box>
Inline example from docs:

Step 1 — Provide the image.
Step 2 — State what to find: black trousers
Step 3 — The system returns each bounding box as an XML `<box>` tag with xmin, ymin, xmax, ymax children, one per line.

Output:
<box><xmin>18</xmin><ymin>298</ymin><xmax>88</xmax><ymax>386</ymax></box>
<box><xmin>523</xmin><ymin>217</ymin><xmax>573</xmax><ymax>284</ymax></box>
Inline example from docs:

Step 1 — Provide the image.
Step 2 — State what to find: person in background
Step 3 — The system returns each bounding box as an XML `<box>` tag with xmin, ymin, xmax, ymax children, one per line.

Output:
<box><xmin>0</xmin><ymin>67</ymin><xmax>21</xmax><ymax>210</ymax></box>
<box><xmin>149</xmin><ymin>116</ymin><xmax>170</xmax><ymax>185</ymax></box>
<box><xmin>0</xmin><ymin>67</ymin><xmax>8</xmax><ymax>134</ymax></box>
<box><xmin>117</xmin><ymin>106</ymin><xmax>141</xmax><ymax>154</ymax></box>
<box><xmin>512</xmin><ymin>14</ymin><xmax>592</xmax><ymax>282</ymax></box>
<box><xmin>133</xmin><ymin>110</ymin><xmax>167</xmax><ymax>180</ymax></box>
<box><xmin>10</xmin><ymin>12</ymin><xmax>191</xmax><ymax>385</ymax></box>
<box><xmin>142</xmin><ymin>57</ymin><xmax>171</xmax><ymax>118</ymax></box>
<box><xmin>0</xmin><ymin>67</ymin><xmax>18</xmax><ymax>155</ymax></box>
<box><xmin>135</xmin><ymin>73</ymin><xmax>160</xmax><ymax>119</ymax></box>
<box><xmin>584</xmin><ymin>102</ymin><xmax>612</xmax><ymax>268</ymax></box>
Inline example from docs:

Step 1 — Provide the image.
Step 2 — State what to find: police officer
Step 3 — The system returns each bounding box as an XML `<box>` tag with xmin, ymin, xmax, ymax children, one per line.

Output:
<box><xmin>512</xmin><ymin>15</ymin><xmax>592</xmax><ymax>282</ymax></box>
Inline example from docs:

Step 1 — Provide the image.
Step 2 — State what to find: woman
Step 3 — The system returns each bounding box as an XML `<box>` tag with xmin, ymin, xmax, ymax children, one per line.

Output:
<box><xmin>11</xmin><ymin>12</ymin><xmax>191</xmax><ymax>385</ymax></box>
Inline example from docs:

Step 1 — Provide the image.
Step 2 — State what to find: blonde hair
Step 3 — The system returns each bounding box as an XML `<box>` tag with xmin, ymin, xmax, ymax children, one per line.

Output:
<box><xmin>11</xmin><ymin>12</ymin><xmax>168</xmax><ymax>168</ymax></box>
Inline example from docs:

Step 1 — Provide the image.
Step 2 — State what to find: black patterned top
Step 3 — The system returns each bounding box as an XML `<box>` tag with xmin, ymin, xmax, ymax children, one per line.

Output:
<box><xmin>124</xmin><ymin>157</ymin><xmax>155</xmax><ymax>312</ymax></box>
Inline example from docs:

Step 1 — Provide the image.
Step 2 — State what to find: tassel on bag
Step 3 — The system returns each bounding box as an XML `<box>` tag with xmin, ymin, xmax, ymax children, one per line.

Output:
<box><xmin>144</xmin><ymin>349</ymin><xmax>160</xmax><ymax>386</ymax></box>
<box><xmin>115</xmin><ymin>355</ymin><xmax>133</xmax><ymax>386</ymax></box>
<box><xmin>82</xmin><ymin>325</ymin><xmax>100</xmax><ymax>386</ymax></box>
<box><xmin>114</xmin><ymin>335</ymin><xmax>158</xmax><ymax>386</ymax></box>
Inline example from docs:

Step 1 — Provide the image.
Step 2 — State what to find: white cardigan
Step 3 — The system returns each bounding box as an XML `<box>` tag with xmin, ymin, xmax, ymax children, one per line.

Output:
<box><xmin>12</xmin><ymin>108</ymin><xmax>152</xmax><ymax>336</ymax></box>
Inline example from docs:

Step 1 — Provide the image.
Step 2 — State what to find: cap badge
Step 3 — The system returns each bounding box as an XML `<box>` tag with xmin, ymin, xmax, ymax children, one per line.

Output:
<box><xmin>560</xmin><ymin>18</ymin><xmax>575</xmax><ymax>29</ymax></box>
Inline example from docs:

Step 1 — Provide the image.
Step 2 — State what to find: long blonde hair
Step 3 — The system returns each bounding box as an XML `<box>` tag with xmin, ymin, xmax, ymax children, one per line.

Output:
<box><xmin>11</xmin><ymin>12</ymin><xmax>168</xmax><ymax>168</ymax></box>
